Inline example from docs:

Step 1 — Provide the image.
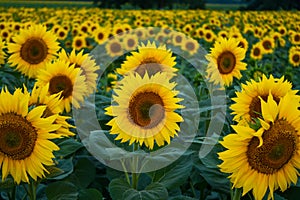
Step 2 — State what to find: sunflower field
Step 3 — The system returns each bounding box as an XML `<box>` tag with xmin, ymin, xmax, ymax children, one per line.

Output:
<box><xmin>0</xmin><ymin>4</ymin><xmax>300</xmax><ymax>200</ymax></box>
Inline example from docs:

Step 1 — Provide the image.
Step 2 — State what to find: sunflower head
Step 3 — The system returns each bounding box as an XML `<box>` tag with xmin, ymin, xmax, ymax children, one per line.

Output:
<box><xmin>7</xmin><ymin>24</ymin><xmax>60</xmax><ymax>78</ymax></box>
<box><xmin>219</xmin><ymin>93</ymin><xmax>300</xmax><ymax>200</ymax></box>
<box><xmin>0</xmin><ymin>86</ymin><xmax>60</xmax><ymax>184</ymax></box>
<box><xmin>206</xmin><ymin>37</ymin><xmax>247</xmax><ymax>86</ymax></box>
<box><xmin>117</xmin><ymin>41</ymin><xmax>177</xmax><ymax>78</ymax></box>
<box><xmin>105</xmin><ymin>72</ymin><xmax>184</xmax><ymax>149</ymax></box>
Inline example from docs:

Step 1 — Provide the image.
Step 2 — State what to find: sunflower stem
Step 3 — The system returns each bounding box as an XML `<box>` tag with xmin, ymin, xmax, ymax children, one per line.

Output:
<box><xmin>232</xmin><ymin>188</ymin><xmax>242</xmax><ymax>200</ymax></box>
<box><xmin>121</xmin><ymin>160</ymin><xmax>131</xmax><ymax>185</ymax></box>
<box><xmin>131</xmin><ymin>142</ymin><xmax>139</xmax><ymax>189</ymax></box>
<box><xmin>27</xmin><ymin>180</ymin><xmax>37</xmax><ymax>200</ymax></box>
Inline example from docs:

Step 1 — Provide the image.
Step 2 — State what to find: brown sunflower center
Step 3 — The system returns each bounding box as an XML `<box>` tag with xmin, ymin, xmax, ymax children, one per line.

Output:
<box><xmin>217</xmin><ymin>51</ymin><xmax>236</xmax><ymax>74</ymax></box>
<box><xmin>0</xmin><ymin>113</ymin><xmax>37</xmax><ymax>160</ymax></box>
<box><xmin>128</xmin><ymin>92</ymin><xmax>165</xmax><ymax>128</ymax></box>
<box><xmin>186</xmin><ymin>41</ymin><xmax>195</xmax><ymax>51</ymax></box>
<box><xmin>97</xmin><ymin>32</ymin><xmax>104</xmax><ymax>40</ymax></box>
<box><xmin>175</xmin><ymin>35</ymin><xmax>182</xmax><ymax>43</ymax></box>
<box><xmin>292</xmin><ymin>54</ymin><xmax>300</xmax><ymax>63</ymax></box>
<box><xmin>135</xmin><ymin>57</ymin><xmax>162</xmax><ymax>77</ymax></box>
<box><xmin>49</xmin><ymin>75</ymin><xmax>73</xmax><ymax>98</ymax></box>
<box><xmin>110</xmin><ymin>42</ymin><xmax>122</xmax><ymax>54</ymax></box>
<box><xmin>247</xmin><ymin>119</ymin><xmax>298</xmax><ymax>174</ymax></box>
<box><xmin>20</xmin><ymin>37</ymin><xmax>48</xmax><ymax>64</ymax></box>
<box><xmin>294</xmin><ymin>34</ymin><xmax>300</xmax><ymax>42</ymax></box>
<box><xmin>127</xmin><ymin>39</ymin><xmax>136</xmax><ymax>48</ymax></box>
<box><xmin>253</xmin><ymin>47</ymin><xmax>261</xmax><ymax>56</ymax></box>
<box><xmin>262</xmin><ymin>40</ymin><xmax>272</xmax><ymax>50</ymax></box>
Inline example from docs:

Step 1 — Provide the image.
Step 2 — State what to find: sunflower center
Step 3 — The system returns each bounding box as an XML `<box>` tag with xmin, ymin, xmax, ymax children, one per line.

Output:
<box><xmin>253</xmin><ymin>47</ymin><xmax>261</xmax><ymax>56</ymax></box>
<box><xmin>292</xmin><ymin>54</ymin><xmax>300</xmax><ymax>63</ymax></box>
<box><xmin>127</xmin><ymin>39</ymin><xmax>136</xmax><ymax>48</ymax></box>
<box><xmin>110</xmin><ymin>42</ymin><xmax>122</xmax><ymax>54</ymax></box>
<box><xmin>294</xmin><ymin>34</ymin><xmax>300</xmax><ymax>42</ymax></box>
<box><xmin>20</xmin><ymin>37</ymin><xmax>48</xmax><ymax>64</ymax></box>
<box><xmin>247</xmin><ymin>119</ymin><xmax>298</xmax><ymax>174</ymax></box>
<box><xmin>135</xmin><ymin>57</ymin><xmax>162</xmax><ymax>77</ymax></box>
<box><xmin>175</xmin><ymin>35</ymin><xmax>182</xmax><ymax>43</ymax></box>
<box><xmin>49</xmin><ymin>75</ymin><xmax>73</xmax><ymax>98</ymax></box>
<box><xmin>186</xmin><ymin>41</ymin><xmax>195</xmax><ymax>51</ymax></box>
<box><xmin>217</xmin><ymin>51</ymin><xmax>236</xmax><ymax>74</ymax></box>
<box><xmin>262</xmin><ymin>41</ymin><xmax>272</xmax><ymax>50</ymax></box>
<box><xmin>249</xmin><ymin>95</ymin><xmax>280</xmax><ymax>120</ymax></box>
<box><xmin>128</xmin><ymin>92</ymin><xmax>165</xmax><ymax>128</ymax></box>
<box><xmin>0</xmin><ymin>113</ymin><xmax>37</xmax><ymax>160</ymax></box>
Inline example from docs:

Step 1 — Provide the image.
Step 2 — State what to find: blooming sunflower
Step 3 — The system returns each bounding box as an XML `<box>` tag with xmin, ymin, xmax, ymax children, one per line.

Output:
<box><xmin>36</xmin><ymin>60</ymin><xmax>87</xmax><ymax>113</ymax></box>
<box><xmin>205</xmin><ymin>37</ymin><xmax>247</xmax><ymax>87</ymax></box>
<box><xmin>117</xmin><ymin>41</ymin><xmax>177</xmax><ymax>78</ymax></box>
<box><xmin>230</xmin><ymin>74</ymin><xmax>299</xmax><ymax>123</ymax></box>
<box><xmin>105</xmin><ymin>38</ymin><xmax>123</xmax><ymax>57</ymax></box>
<box><xmin>29</xmin><ymin>83</ymin><xmax>75</xmax><ymax>137</ymax></box>
<box><xmin>289</xmin><ymin>46</ymin><xmax>300</xmax><ymax>67</ymax></box>
<box><xmin>58</xmin><ymin>49</ymin><xmax>100</xmax><ymax>96</ymax></box>
<box><xmin>219</xmin><ymin>93</ymin><xmax>300</xmax><ymax>200</ymax></box>
<box><xmin>0</xmin><ymin>87</ymin><xmax>60</xmax><ymax>184</ymax></box>
<box><xmin>105</xmin><ymin>72</ymin><xmax>184</xmax><ymax>150</ymax></box>
<box><xmin>260</xmin><ymin>36</ymin><xmax>275</xmax><ymax>54</ymax></box>
<box><xmin>0</xmin><ymin>39</ymin><xmax>5</xmax><ymax>66</ymax></box>
<box><xmin>250</xmin><ymin>43</ymin><xmax>263</xmax><ymax>60</ymax></box>
<box><xmin>7</xmin><ymin>24</ymin><xmax>60</xmax><ymax>78</ymax></box>
<box><xmin>72</xmin><ymin>35</ymin><xmax>87</xmax><ymax>51</ymax></box>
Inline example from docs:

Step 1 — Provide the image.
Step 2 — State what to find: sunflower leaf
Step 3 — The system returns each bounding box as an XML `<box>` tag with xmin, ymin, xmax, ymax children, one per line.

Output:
<box><xmin>45</xmin><ymin>181</ymin><xmax>78</xmax><ymax>200</ymax></box>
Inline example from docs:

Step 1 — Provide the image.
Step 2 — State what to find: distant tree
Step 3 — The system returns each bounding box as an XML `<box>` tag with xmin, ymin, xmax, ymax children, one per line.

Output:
<box><xmin>245</xmin><ymin>0</ymin><xmax>299</xmax><ymax>10</ymax></box>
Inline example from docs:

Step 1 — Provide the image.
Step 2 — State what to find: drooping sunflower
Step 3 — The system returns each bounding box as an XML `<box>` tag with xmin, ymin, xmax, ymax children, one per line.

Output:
<box><xmin>105</xmin><ymin>72</ymin><xmax>184</xmax><ymax>150</ymax></box>
<box><xmin>0</xmin><ymin>87</ymin><xmax>60</xmax><ymax>184</ymax></box>
<box><xmin>7</xmin><ymin>24</ymin><xmax>60</xmax><ymax>78</ymax></box>
<box><xmin>58</xmin><ymin>49</ymin><xmax>100</xmax><ymax>96</ymax></box>
<box><xmin>29</xmin><ymin>83</ymin><xmax>75</xmax><ymax>137</ymax></box>
<box><xmin>219</xmin><ymin>93</ymin><xmax>300</xmax><ymax>200</ymax></box>
<box><xmin>230</xmin><ymin>74</ymin><xmax>299</xmax><ymax>123</ymax></box>
<box><xmin>36</xmin><ymin>60</ymin><xmax>87</xmax><ymax>113</ymax></box>
<box><xmin>117</xmin><ymin>41</ymin><xmax>177</xmax><ymax>78</ymax></box>
<box><xmin>205</xmin><ymin>37</ymin><xmax>247</xmax><ymax>87</ymax></box>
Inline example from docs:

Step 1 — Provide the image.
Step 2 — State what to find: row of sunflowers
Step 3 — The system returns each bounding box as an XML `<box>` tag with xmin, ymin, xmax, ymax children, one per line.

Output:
<box><xmin>0</xmin><ymin>6</ymin><xmax>300</xmax><ymax>200</ymax></box>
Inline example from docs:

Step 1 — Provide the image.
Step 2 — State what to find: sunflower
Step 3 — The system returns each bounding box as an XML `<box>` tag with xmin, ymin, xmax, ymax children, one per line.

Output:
<box><xmin>72</xmin><ymin>35</ymin><xmax>87</xmax><ymax>51</ymax></box>
<box><xmin>122</xmin><ymin>34</ymin><xmax>138</xmax><ymax>51</ymax></box>
<box><xmin>205</xmin><ymin>37</ymin><xmax>247</xmax><ymax>87</ymax></box>
<box><xmin>93</xmin><ymin>27</ymin><xmax>109</xmax><ymax>45</ymax></box>
<box><xmin>0</xmin><ymin>87</ymin><xmax>60</xmax><ymax>184</ymax></box>
<box><xmin>289</xmin><ymin>46</ymin><xmax>300</xmax><ymax>67</ymax></box>
<box><xmin>56</xmin><ymin>28</ymin><xmax>68</xmax><ymax>41</ymax></box>
<box><xmin>219</xmin><ymin>93</ymin><xmax>300</xmax><ymax>200</ymax></box>
<box><xmin>7</xmin><ymin>24</ymin><xmax>60</xmax><ymax>78</ymax></box>
<box><xmin>0</xmin><ymin>39</ymin><xmax>5</xmax><ymax>66</ymax></box>
<box><xmin>117</xmin><ymin>41</ymin><xmax>177</xmax><ymax>78</ymax></box>
<box><xmin>250</xmin><ymin>43</ymin><xmax>263</xmax><ymax>60</ymax></box>
<box><xmin>105</xmin><ymin>38</ymin><xmax>123</xmax><ymax>57</ymax></box>
<box><xmin>230</xmin><ymin>74</ymin><xmax>299</xmax><ymax>123</ymax></box>
<box><xmin>181</xmin><ymin>38</ymin><xmax>199</xmax><ymax>56</ymax></box>
<box><xmin>203</xmin><ymin>29</ymin><xmax>216</xmax><ymax>43</ymax></box>
<box><xmin>29</xmin><ymin>83</ymin><xmax>75</xmax><ymax>137</ymax></box>
<box><xmin>260</xmin><ymin>36</ymin><xmax>275</xmax><ymax>54</ymax></box>
<box><xmin>171</xmin><ymin>32</ymin><xmax>186</xmax><ymax>47</ymax></box>
<box><xmin>58</xmin><ymin>49</ymin><xmax>100</xmax><ymax>96</ymax></box>
<box><xmin>290</xmin><ymin>31</ymin><xmax>300</xmax><ymax>45</ymax></box>
<box><xmin>36</xmin><ymin>60</ymin><xmax>87</xmax><ymax>113</ymax></box>
<box><xmin>105</xmin><ymin>72</ymin><xmax>184</xmax><ymax>150</ymax></box>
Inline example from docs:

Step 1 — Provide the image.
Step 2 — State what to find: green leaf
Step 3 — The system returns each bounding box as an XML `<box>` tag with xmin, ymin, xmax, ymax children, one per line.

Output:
<box><xmin>46</xmin><ymin>181</ymin><xmax>78</xmax><ymax>200</ymax></box>
<box><xmin>149</xmin><ymin>155</ymin><xmax>193</xmax><ymax>190</ymax></box>
<box><xmin>168</xmin><ymin>196</ymin><xmax>198</xmax><ymax>200</ymax></box>
<box><xmin>109</xmin><ymin>178</ymin><xmax>131</xmax><ymax>200</ymax></box>
<box><xmin>0</xmin><ymin>176</ymin><xmax>15</xmax><ymax>191</ymax></box>
<box><xmin>65</xmin><ymin>157</ymin><xmax>96</xmax><ymax>189</ymax></box>
<box><xmin>78</xmin><ymin>188</ymin><xmax>103</xmax><ymax>200</ymax></box>
<box><xmin>47</xmin><ymin>158</ymin><xmax>74</xmax><ymax>180</ymax></box>
<box><xmin>122</xmin><ymin>183</ymin><xmax>168</xmax><ymax>200</ymax></box>
<box><xmin>54</xmin><ymin>138</ymin><xmax>83</xmax><ymax>158</ymax></box>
